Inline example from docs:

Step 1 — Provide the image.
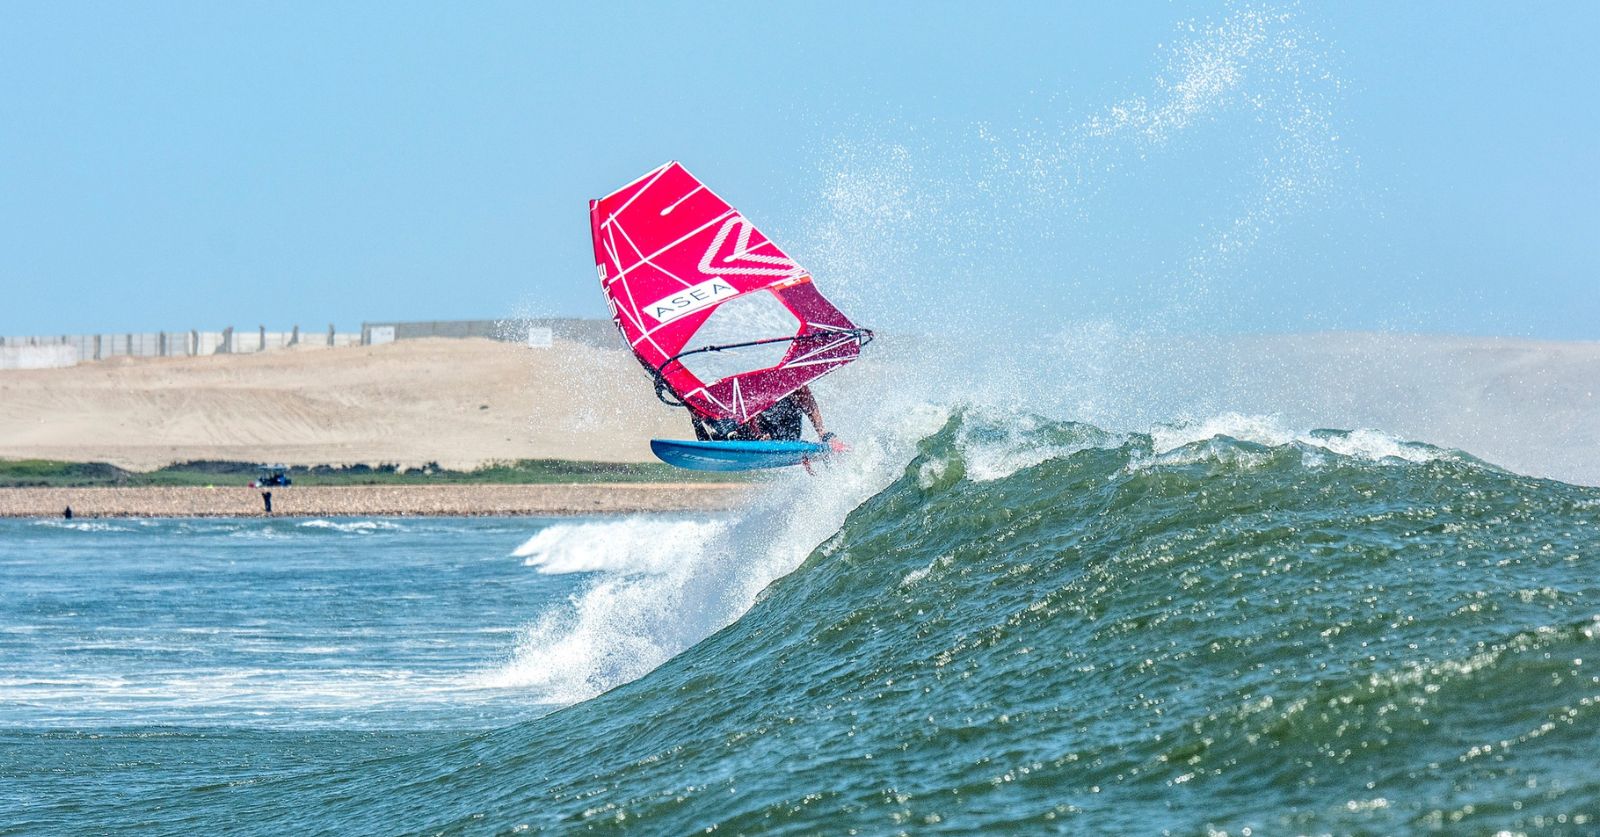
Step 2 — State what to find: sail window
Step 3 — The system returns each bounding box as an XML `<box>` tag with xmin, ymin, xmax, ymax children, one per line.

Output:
<box><xmin>676</xmin><ymin>290</ymin><xmax>800</xmax><ymax>385</ymax></box>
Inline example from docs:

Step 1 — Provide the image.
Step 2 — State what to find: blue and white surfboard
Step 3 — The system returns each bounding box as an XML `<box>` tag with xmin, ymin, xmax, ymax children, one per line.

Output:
<box><xmin>650</xmin><ymin>439</ymin><xmax>830</xmax><ymax>471</ymax></box>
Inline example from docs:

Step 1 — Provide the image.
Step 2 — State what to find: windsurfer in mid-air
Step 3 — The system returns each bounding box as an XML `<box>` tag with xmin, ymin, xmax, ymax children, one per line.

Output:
<box><xmin>690</xmin><ymin>385</ymin><xmax>845</xmax><ymax>451</ymax></box>
<box><xmin>591</xmin><ymin>161</ymin><xmax>870</xmax><ymax>470</ymax></box>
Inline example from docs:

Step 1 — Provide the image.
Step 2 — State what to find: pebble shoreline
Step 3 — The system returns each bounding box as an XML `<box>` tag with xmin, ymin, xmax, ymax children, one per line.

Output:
<box><xmin>0</xmin><ymin>484</ymin><xmax>746</xmax><ymax>518</ymax></box>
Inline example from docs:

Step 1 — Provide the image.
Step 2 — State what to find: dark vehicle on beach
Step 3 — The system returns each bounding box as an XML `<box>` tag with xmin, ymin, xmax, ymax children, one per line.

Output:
<box><xmin>251</xmin><ymin>465</ymin><xmax>292</xmax><ymax>488</ymax></box>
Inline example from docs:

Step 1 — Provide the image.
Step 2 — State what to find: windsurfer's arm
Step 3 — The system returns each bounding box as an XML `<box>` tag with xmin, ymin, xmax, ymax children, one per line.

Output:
<box><xmin>794</xmin><ymin>387</ymin><xmax>847</xmax><ymax>453</ymax></box>
<box><xmin>792</xmin><ymin>387</ymin><xmax>825</xmax><ymax>435</ymax></box>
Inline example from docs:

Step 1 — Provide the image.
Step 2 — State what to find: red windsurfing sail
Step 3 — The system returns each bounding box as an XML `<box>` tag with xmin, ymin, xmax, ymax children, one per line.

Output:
<box><xmin>589</xmin><ymin>162</ymin><xmax>871</xmax><ymax>423</ymax></box>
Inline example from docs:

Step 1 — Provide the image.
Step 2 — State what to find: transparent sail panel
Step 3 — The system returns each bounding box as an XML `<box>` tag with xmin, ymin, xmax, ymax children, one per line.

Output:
<box><xmin>676</xmin><ymin>290</ymin><xmax>800</xmax><ymax>385</ymax></box>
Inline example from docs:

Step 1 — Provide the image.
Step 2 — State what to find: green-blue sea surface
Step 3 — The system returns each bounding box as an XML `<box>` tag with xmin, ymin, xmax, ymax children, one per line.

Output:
<box><xmin>4</xmin><ymin>416</ymin><xmax>1599</xmax><ymax>835</ymax></box>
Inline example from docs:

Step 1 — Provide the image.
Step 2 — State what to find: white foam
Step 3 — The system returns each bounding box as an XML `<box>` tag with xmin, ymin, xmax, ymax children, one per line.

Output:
<box><xmin>478</xmin><ymin>403</ymin><xmax>949</xmax><ymax>705</ymax></box>
<box><xmin>298</xmin><ymin>519</ymin><xmax>404</xmax><ymax>533</ymax></box>
<box><xmin>928</xmin><ymin>409</ymin><xmax>1455</xmax><ymax>489</ymax></box>
<box><xmin>1311</xmin><ymin>428</ymin><xmax>1445</xmax><ymax>464</ymax></box>
<box><xmin>1150</xmin><ymin>412</ymin><xmax>1296</xmax><ymax>453</ymax></box>
<box><xmin>0</xmin><ymin>668</ymin><xmax>495</xmax><ymax>728</ymax></box>
<box><xmin>1148</xmin><ymin>412</ymin><xmax>1447</xmax><ymax>464</ymax></box>
<box><xmin>955</xmin><ymin>410</ymin><xmax>1119</xmax><ymax>482</ymax></box>
<box><xmin>916</xmin><ymin>457</ymin><xmax>952</xmax><ymax>490</ymax></box>
<box><xmin>29</xmin><ymin>520</ymin><xmax>134</xmax><ymax>533</ymax></box>
<box><xmin>513</xmin><ymin>518</ymin><xmax>728</xmax><ymax>575</ymax></box>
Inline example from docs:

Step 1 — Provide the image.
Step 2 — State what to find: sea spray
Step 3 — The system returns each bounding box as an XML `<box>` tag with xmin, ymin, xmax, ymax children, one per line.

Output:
<box><xmin>799</xmin><ymin>4</ymin><xmax>1348</xmax><ymax>341</ymax></box>
<box><xmin>512</xmin><ymin>518</ymin><xmax>730</xmax><ymax>576</ymax></box>
<box><xmin>478</xmin><ymin>404</ymin><xmax>950</xmax><ymax>704</ymax></box>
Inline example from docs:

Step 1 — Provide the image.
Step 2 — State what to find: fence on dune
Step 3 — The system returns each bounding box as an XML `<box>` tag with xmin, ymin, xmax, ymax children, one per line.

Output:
<box><xmin>0</xmin><ymin>318</ymin><xmax>618</xmax><ymax>370</ymax></box>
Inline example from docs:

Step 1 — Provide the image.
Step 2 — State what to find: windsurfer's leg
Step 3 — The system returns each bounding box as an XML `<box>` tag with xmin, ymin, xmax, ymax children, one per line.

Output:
<box><xmin>698</xmin><ymin>417</ymin><xmax>744</xmax><ymax>441</ymax></box>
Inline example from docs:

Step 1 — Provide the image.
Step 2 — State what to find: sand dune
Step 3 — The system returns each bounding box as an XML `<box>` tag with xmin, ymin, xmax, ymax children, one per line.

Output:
<box><xmin>853</xmin><ymin>330</ymin><xmax>1600</xmax><ymax>486</ymax></box>
<box><xmin>0</xmin><ymin>338</ymin><xmax>687</xmax><ymax>470</ymax></box>
<box><xmin>1</xmin><ymin>332</ymin><xmax>1595</xmax><ymax>485</ymax></box>
<box><xmin>1227</xmin><ymin>333</ymin><xmax>1600</xmax><ymax>485</ymax></box>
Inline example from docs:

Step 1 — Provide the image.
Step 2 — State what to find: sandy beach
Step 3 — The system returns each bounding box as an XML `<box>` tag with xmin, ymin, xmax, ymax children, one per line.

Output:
<box><xmin>3</xmin><ymin>330</ymin><xmax>1598</xmax><ymax>486</ymax></box>
<box><xmin>0</xmin><ymin>483</ymin><xmax>746</xmax><ymax>518</ymax></box>
<box><xmin>0</xmin><ymin>337</ymin><xmax>685</xmax><ymax>470</ymax></box>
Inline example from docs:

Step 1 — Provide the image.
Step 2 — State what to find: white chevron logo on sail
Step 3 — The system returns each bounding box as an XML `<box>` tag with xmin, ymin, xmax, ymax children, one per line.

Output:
<box><xmin>698</xmin><ymin>216</ymin><xmax>804</xmax><ymax>277</ymax></box>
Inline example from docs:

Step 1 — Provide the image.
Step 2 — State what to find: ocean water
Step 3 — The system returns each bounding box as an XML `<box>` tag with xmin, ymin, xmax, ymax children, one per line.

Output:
<box><xmin>4</xmin><ymin>413</ymin><xmax>1599</xmax><ymax>834</ymax></box>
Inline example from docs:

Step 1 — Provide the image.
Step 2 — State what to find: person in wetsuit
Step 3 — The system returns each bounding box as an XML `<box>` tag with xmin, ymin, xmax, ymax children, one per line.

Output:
<box><xmin>690</xmin><ymin>385</ymin><xmax>844</xmax><ymax>450</ymax></box>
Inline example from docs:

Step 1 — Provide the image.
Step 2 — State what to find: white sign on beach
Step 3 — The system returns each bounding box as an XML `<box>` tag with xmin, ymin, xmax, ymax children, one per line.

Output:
<box><xmin>369</xmin><ymin>326</ymin><xmax>396</xmax><ymax>346</ymax></box>
<box><xmin>527</xmin><ymin>326</ymin><xmax>553</xmax><ymax>348</ymax></box>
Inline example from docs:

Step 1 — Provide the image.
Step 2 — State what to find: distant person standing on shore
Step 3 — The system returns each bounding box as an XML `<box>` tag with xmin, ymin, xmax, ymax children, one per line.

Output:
<box><xmin>250</xmin><ymin>465</ymin><xmax>290</xmax><ymax>515</ymax></box>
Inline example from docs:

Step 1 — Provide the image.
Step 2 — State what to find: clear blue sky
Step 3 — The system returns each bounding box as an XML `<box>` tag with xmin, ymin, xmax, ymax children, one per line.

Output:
<box><xmin>2</xmin><ymin>2</ymin><xmax>1595</xmax><ymax>338</ymax></box>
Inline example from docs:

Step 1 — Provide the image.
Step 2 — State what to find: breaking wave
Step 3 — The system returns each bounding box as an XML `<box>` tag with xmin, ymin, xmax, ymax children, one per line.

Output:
<box><xmin>118</xmin><ymin>411</ymin><xmax>1600</xmax><ymax>834</ymax></box>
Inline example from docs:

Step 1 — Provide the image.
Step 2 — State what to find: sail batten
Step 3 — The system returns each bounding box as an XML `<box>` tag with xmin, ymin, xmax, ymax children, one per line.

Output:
<box><xmin>590</xmin><ymin>162</ymin><xmax>869</xmax><ymax>423</ymax></box>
